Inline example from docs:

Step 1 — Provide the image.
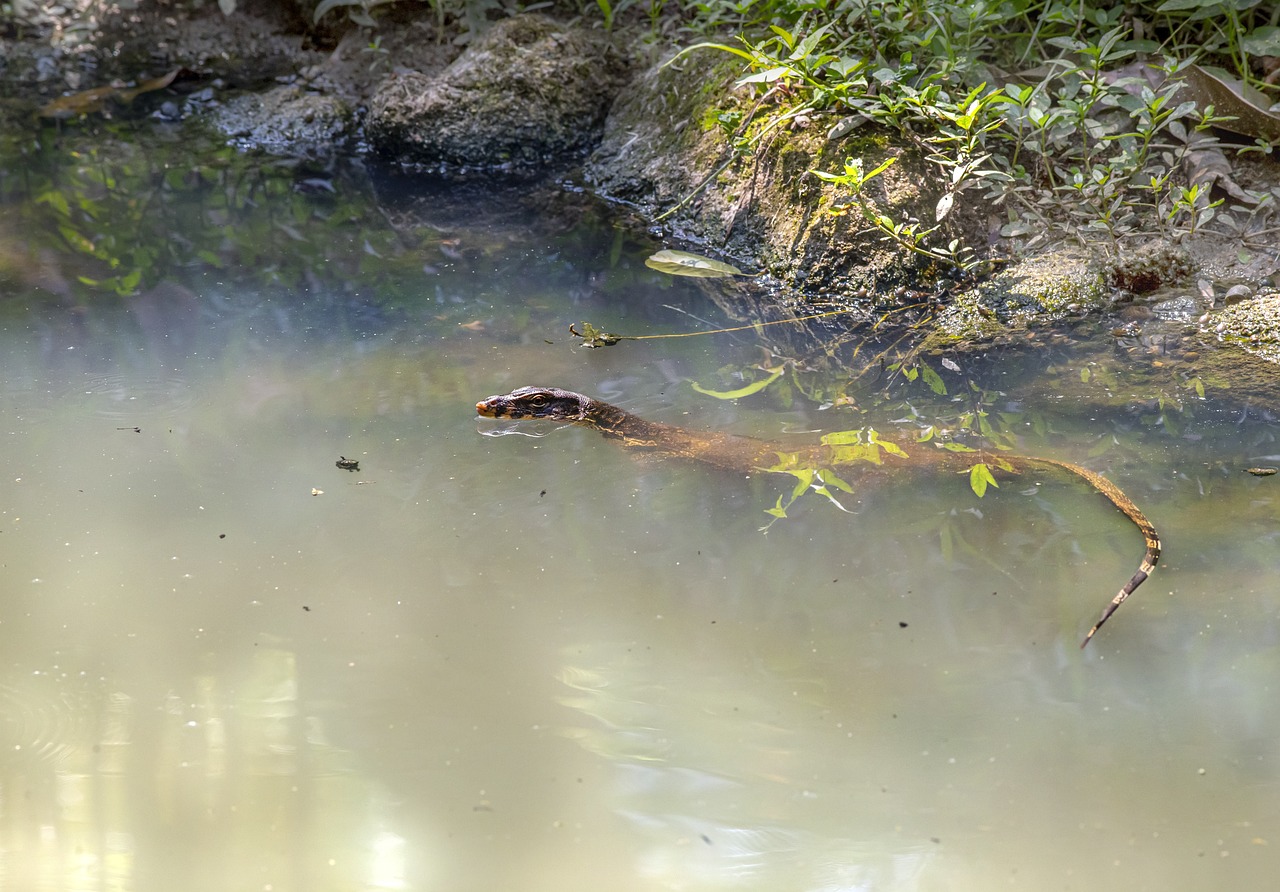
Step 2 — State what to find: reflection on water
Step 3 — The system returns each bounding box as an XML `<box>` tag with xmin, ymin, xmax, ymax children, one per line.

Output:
<box><xmin>3</xmin><ymin>155</ymin><xmax>1280</xmax><ymax>891</ymax></box>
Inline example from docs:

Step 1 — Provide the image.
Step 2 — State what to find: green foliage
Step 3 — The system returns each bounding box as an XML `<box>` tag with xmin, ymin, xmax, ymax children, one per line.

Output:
<box><xmin>673</xmin><ymin>0</ymin><xmax>1278</xmax><ymax>260</ymax></box>
<box><xmin>968</xmin><ymin>462</ymin><xmax>998</xmax><ymax>497</ymax></box>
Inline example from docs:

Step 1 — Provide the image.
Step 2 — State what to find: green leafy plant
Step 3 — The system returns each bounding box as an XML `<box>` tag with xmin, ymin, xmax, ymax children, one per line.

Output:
<box><xmin>671</xmin><ymin>0</ymin><xmax>1277</xmax><ymax>261</ymax></box>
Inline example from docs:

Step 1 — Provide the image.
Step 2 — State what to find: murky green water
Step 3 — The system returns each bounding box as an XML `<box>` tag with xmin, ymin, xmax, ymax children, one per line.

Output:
<box><xmin>2</xmin><ymin>131</ymin><xmax>1280</xmax><ymax>891</ymax></box>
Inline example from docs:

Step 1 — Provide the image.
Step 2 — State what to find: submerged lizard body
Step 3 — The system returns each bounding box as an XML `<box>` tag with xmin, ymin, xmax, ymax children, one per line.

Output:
<box><xmin>477</xmin><ymin>386</ymin><xmax>1160</xmax><ymax>647</ymax></box>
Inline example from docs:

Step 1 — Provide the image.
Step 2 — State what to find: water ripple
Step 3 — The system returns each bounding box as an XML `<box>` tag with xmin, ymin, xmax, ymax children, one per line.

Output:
<box><xmin>0</xmin><ymin>675</ymin><xmax>92</xmax><ymax>768</ymax></box>
<box><xmin>74</xmin><ymin>371</ymin><xmax>196</xmax><ymax>422</ymax></box>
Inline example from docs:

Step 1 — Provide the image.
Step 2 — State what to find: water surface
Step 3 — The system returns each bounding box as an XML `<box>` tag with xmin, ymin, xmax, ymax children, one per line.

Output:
<box><xmin>2</xmin><ymin>140</ymin><xmax>1279</xmax><ymax>891</ymax></box>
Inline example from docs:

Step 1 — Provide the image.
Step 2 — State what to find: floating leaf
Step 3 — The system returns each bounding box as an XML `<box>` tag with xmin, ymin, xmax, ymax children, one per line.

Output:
<box><xmin>569</xmin><ymin>321</ymin><xmax>624</xmax><ymax>348</ymax></box>
<box><xmin>645</xmin><ymin>249</ymin><xmax>747</xmax><ymax>279</ymax></box>
<box><xmin>815</xmin><ymin>469</ymin><xmax>854</xmax><ymax>494</ymax></box>
<box><xmin>968</xmin><ymin>462</ymin><xmax>999</xmax><ymax>498</ymax></box>
<box><xmin>690</xmin><ymin>367</ymin><xmax>783</xmax><ymax>399</ymax></box>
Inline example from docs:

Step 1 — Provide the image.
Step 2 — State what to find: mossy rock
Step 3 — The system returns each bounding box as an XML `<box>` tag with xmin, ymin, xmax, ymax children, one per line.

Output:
<box><xmin>365</xmin><ymin>15</ymin><xmax>629</xmax><ymax>172</ymax></box>
<box><xmin>929</xmin><ymin>251</ymin><xmax>1111</xmax><ymax>344</ymax></box>
<box><xmin>1203</xmin><ymin>291</ymin><xmax>1280</xmax><ymax>366</ymax></box>
<box><xmin>207</xmin><ymin>85</ymin><xmax>354</xmax><ymax>158</ymax></box>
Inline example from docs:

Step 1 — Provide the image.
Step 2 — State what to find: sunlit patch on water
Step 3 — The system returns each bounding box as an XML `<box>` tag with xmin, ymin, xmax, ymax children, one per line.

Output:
<box><xmin>0</xmin><ymin>672</ymin><xmax>103</xmax><ymax>768</ymax></box>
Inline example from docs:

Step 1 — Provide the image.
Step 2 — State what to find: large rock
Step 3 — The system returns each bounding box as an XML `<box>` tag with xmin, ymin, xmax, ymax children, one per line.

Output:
<box><xmin>585</xmin><ymin>49</ymin><xmax>983</xmax><ymax>295</ymax></box>
<box><xmin>1206</xmin><ymin>291</ymin><xmax>1280</xmax><ymax>365</ymax></box>
<box><xmin>207</xmin><ymin>85</ymin><xmax>354</xmax><ymax>158</ymax></box>
<box><xmin>365</xmin><ymin>15</ymin><xmax>629</xmax><ymax>172</ymax></box>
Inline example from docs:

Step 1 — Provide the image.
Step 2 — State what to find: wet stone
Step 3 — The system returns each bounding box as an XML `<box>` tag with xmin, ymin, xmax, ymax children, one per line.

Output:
<box><xmin>1150</xmin><ymin>295</ymin><xmax>1198</xmax><ymax>322</ymax></box>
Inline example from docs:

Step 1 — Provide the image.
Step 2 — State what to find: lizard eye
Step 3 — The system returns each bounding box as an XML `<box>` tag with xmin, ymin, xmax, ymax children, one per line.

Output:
<box><xmin>529</xmin><ymin>395</ymin><xmax>548</xmax><ymax>407</ymax></box>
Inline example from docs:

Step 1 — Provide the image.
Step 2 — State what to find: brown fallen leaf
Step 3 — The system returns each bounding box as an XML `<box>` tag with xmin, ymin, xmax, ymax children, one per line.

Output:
<box><xmin>1182</xmin><ymin>133</ymin><xmax>1257</xmax><ymax>204</ymax></box>
<box><xmin>1177</xmin><ymin>64</ymin><xmax>1280</xmax><ymax>144</ymax></box>
<box><xmin>459</xmin><ymin>320</ymin><xmax>486</xmax><ymax>332</ymax></box>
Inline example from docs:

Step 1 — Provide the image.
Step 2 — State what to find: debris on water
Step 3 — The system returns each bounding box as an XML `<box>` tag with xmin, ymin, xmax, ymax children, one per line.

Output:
<box><xmin>1245</xmin><ymin>467</ymin><xmax>1277</xmax><ymax>476</ymax></box>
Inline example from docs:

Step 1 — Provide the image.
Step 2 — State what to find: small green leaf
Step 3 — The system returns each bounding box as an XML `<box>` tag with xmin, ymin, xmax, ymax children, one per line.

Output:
<box><xmin>969</xmin><ymin>462</ymin><xmax>999</xmax><ymax>498</ymax></box>
<box><xmin>920</xmin><ymin>363</ymin><xmax>947</xmax><ymax>395</ymax></box>
<box><xmin>117</xmin><ymin>268</ymin><xmax>142</xmax><ymax>294</ymax></box>
<box><xmin>58</xmin><ymin>225</ymin><xmax>96</xmax><ymax>255</ymax></box>
<box><xmin>690</xmin><ymin>367</ymin><xmax>783</xmax><ymax>399</ymax></box>
<box><xmin>738</xmin><ymin>66</ymin><xmax>798</xmax><ymax>85</ymax></box>
<box><xmin>867</xmin><ymin>429</ymin><xmax>909</xmax><ymax>458</ymax></box>
<box><xmin>645</xmin><ymin>249</ymin><xmax>748</xmax><ymax>278</ymax></box>
<box><xmin>1242</xmin><ymin>26</ymin><xmax>1280</xmax><ymax>57</ymax></box>
<box><xmin>1081</xmin><ymin>367</ymin><xmax>1092</xmax><ymax>383</ymax></box>
<box><xmin>764</xmin><ymin>495</ymin><xmax>789</xmax><ymax>519</ymax></box>
<box><xmin>816</xmin><ymin>469</ymin><xmax>854</xmax><ymax>493</ymax></box>
<box><xmin>668</xmin><ymin>42</ymin><xmax>758</xmax><ymax>65</ymax></box>
<box><xmin>35</xmin><ymin>190</ymin><xmax>71</xmax><ymax>218</ymax></box>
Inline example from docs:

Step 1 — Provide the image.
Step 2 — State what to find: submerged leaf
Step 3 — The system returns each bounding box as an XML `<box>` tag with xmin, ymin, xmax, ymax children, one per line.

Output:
<box><xmin>690</xmin><ymin>367</ymin><xmax>783</xmax><ymax>399</ymax></box>
<box><xmin>968</xmin><ymin>462</ymin><xmax>999</xmax><ymax>498</ymax></box>
<box><xmin>645</xmin><ymin>249</ymin><xmax>747</xmax><ymax>278</ymax></box>
<box><xmin>920</xmin><ymin>363</ymin><xmax>947</xmax><ymax>395</ymax></box>
<box><xmin>867</xmin><ymin>429</ymin><xmax>909</xmax><ymax>458</ymax></box>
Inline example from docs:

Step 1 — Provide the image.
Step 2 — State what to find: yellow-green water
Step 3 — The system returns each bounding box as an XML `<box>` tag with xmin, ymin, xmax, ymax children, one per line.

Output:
<box><xmin>2</xmin><ymin>156</ymin><xmax>1279</xmax><ymax>891</ymax></box>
